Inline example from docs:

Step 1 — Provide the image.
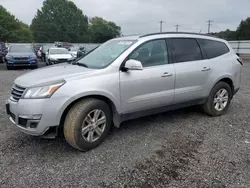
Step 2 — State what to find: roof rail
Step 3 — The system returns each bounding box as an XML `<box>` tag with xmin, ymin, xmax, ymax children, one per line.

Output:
<box><xmin>139</xmin><ymin>32</ymin><xmax>218</xmax><ymax>38</ymax></box>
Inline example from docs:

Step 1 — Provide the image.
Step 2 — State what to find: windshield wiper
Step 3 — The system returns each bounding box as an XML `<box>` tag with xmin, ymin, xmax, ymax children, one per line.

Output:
<box><xmin>72</xmin><ymin>61</ymin><xmax>88</xmax><ymax>68</ymax></box>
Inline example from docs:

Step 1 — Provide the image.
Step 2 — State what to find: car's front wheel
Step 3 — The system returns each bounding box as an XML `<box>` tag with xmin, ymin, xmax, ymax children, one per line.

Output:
<box><xmin>63</xmin><ymin>98</ymin><xmax>112</xmax><ymax>151</ymax></box>
<box><xmin>6</xmin><ymin>64</ymin><xmax>13</xmax><ymax>70</ymax></box>
<box><xmin>203</xmin><ymin>82</ymin><xmax>232</xmax><ymax>116</ymax></box>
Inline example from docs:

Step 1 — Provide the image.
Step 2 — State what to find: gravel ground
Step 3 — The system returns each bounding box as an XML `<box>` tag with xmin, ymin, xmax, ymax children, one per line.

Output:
<box><xmin>0</xmin><ymin>62</ymin><xmax>250</xmax><ymax>188</ymax></box>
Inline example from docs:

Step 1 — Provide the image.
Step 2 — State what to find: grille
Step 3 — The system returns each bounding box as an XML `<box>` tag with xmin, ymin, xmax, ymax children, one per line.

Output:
<box><xmin>14</xmin><ymin>57</ymin><xmax>28</xmax><ymax>60</ymax></box>
<box><xmin>58</xmin><ymin>59</ymin><xmax>68</xmax><ymax>63</ymax></box>
<box><xmin>11</xmin><ymin>84</ymin><xmax>26</xmax><ymax>101</ymax></box>
<box><xmin>18</xmin><ymin>117</ymin><xmax>28</xmax><ymax>128</ymax></box>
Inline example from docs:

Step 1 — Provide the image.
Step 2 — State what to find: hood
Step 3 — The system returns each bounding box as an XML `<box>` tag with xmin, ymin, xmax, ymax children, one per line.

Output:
<box><xmin>8</xmin><ymin>52</ymin><xmax>35</xmax><ymax>57</ymax></box>
<box><xmin>70</xmin><ymin>51</ymin><xmax>77</xmax><ymax>55</ymax></box>
<box><xmin>15</xmin><ymin>63</ymin><xmax>96</xmax><ymax>87</ymax></box>
<box><xmin>49</xmin><ymin>54</ymin><xmax>72</xmax><ymax>59</ymax></box>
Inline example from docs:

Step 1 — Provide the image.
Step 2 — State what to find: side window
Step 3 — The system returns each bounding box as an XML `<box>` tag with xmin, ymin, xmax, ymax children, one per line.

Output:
<box><xmin>198</xmin><ymin>39</ymin><xmax>229</xmax><ymax>59</ymax></box>
<box><xmin>128</xmin><ymin>39</ymin><xmax>168</xmax><ymax>67</ymax></box>
<box><xmin>170</xmin><ymin>38</ymin><xmax>202</xmax><ymax>63</ymax></box>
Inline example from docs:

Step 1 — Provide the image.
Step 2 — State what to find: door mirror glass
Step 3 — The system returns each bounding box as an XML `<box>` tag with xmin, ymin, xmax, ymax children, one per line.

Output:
<box><xmin>124</xmin><ymin>59</ymin><xmax>143</xmax><ymax>70</ymax></box>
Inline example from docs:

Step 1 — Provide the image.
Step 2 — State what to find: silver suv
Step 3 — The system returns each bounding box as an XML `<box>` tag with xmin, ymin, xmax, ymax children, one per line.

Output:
<box><xmin>6</xmin><ymin>32</ymin><xmax>242</xmax><ymax>151</ymax></box>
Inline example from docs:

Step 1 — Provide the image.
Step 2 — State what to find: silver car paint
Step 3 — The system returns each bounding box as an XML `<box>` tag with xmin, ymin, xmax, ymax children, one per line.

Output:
<box><xmin>8</xmin><ymin>33</ymin><xmax>242</xmax><ymax>136</ymax></box>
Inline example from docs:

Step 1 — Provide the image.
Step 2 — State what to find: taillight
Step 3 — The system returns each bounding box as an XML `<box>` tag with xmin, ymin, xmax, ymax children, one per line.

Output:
<box><xmin>237</xmin><ymin>57</ymin><xmax>243</xmax><ymax>65</ymax></box>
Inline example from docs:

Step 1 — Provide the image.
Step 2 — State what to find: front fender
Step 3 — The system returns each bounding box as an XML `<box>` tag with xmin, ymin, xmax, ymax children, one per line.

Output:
<box><xmin>56</xmin><ymin>90</ymin><xmax>120</xmax><ymax>124</ymax></box>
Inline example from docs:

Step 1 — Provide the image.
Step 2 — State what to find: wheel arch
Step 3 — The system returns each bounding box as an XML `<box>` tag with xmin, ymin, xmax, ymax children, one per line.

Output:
<box><xmin>59</xmin><ymin>94</ymin><xmax>120</xmax><ymax>134</ymax></box>
<box><xmin>217</xmin><ymin>77</ymin><xmax>234</xmax><ymax>93</ymax></box>
<box><xmin>205</xmin><ymin>76</ymin><xmax>234</xmax><ymax>102</ymax></box>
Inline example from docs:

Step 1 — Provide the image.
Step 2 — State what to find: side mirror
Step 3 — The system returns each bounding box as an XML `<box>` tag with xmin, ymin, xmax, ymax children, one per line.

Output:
<box><xmin>124</xmin><ymin>59</ymin><xmax>143</xmax><ymax>71</ymax></box>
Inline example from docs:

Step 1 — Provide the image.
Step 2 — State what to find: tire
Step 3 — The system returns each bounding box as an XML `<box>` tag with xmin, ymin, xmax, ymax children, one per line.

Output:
<box><xmin>31</xmin><ymin>64</ymin><xmax>38</xmax><ymax>69</ymax></box>
<box><xmin>48</xmin><ymin>59</ymin><xmax>52</xmax><ymax>65</ymax></box>
<box><xmin>64</xmin><ymin>98</ymin><xmax>112</xmax><ymax>151</ymax></box>
<box><xmin>6</xmin><ymin>65</ymin><xmax>12</xmax><ymax>70</ymax></box>
<box><xmin>202</xmin><ymin>82</ymin><xmax>232</xmax><ymax>116</ymax></box>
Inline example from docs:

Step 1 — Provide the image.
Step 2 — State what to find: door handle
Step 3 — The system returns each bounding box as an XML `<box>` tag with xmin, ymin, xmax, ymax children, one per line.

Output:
<box><xmin>161</xmin><ymin>72</ymin><xmax>172</xmax><ymax>77</ymax></box>
<box><xmin>202</xmin><ymin>67</ymin><xmax>210</xmax><ymax>71</ymax></box>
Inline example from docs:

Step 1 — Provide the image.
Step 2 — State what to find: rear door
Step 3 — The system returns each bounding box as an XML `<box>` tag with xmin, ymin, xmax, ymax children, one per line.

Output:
<box><xmin>169</xmin><ymin>38</ymin><xmax>210</xmax><ymax>103</ymax></box>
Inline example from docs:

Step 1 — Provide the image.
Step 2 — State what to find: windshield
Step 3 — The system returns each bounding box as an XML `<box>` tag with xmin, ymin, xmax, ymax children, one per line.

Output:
<box><xmin>70</xmin><ymin>47</ymin><xmax>78</xmax><ymax>51</ymax></box>
<box><xmin>10</xmin><ymin>45</ymin><xmax>33</xmax><ymax>53</ymax></box>
<box><xmin>76</xmin><ymin>40</ymin><xmax>136</xmax><ymax>69</ymax></box>
<box><xmin>50</xmin><ymin>48</ymin><xmax>69</xmax><ymax>55</ymax></box>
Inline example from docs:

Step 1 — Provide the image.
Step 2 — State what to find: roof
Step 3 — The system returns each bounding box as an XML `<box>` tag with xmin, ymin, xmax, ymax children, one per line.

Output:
<box><xmin>139</xmin><ymin>32</ymin><xmax>219</xmax><ymax>38</ymax></box>
<box><xmin>49</xmin><ymin>47</ymin><xmax>68</xmax><ymax>50</ymax></box>
<box><xmin>115</xmin><ymin>32</ymin><xmax>221</xmax><ymax>41</ymax></box>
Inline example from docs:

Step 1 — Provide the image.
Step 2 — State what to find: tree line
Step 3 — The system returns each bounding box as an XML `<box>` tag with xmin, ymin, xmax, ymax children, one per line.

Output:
<box><xmin>0</xmin><ymin>0</ymin><xmax>121</xmax><ymax>43</ymax></box>
<box><xmin>1</xmin><ymin>0</ymin><xmax>250</xmax><ymax>43</ymax></box>
<box><xmin>210</xmin><ymin>18</ymin><xmax>250</xmax><ymax>40</ymax></box>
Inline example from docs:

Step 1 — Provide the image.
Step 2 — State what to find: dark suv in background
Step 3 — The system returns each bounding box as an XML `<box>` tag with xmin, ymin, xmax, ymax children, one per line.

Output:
<box><xmin>0</xmin><ymin>41</ymin><xmax>8</xmax><ymax>63</ymax></box>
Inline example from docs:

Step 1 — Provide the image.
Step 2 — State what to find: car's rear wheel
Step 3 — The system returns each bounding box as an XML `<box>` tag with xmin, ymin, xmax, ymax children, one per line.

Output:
<box><xmin>63</xmin><ymin>98</ymin><xmax>112</xmax><ymax>151</ymax></box>
<box><xmin>202</xmin><ymin>82</ymin><xmax>232</xmax><ymax>116</ymax></box>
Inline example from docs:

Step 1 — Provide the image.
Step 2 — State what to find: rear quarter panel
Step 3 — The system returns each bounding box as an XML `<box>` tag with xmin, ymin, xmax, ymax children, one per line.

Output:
<box><xmin>204</xmin><ymin>52</ymin><xmax>240</xmax><ymax>97</ymax></box>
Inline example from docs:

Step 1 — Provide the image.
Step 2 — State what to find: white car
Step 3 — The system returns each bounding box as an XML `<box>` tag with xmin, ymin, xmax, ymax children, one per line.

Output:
<box><xmin>46</xmin><ymin>47</ymin><xmax>74</xmax><ymax>65</ymax></box>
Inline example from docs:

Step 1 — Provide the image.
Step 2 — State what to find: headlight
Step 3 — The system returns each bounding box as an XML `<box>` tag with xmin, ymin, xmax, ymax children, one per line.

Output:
<box><xmin>23</xmin><ymin>81</ymin><xmax>65</xmax><ymax>99</ymax></box>
<box><xmin>6</xmin><ymin>55</ymin><xmax>13</xmax><ymax>59</ymax></box>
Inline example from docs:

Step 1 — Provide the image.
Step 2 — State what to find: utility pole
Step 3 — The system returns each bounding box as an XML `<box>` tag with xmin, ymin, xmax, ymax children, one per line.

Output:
<box><xmin>207</xmin><ymin>20</ymin><xmax>213</xmax><ymax>34</ymax></box>
<box><xmin>159</xmin><ymin>20</ymin><xmax>165</xmax><ymax>32</ymax></box>
<box><xmin>175</xmin><ymin>24</ymin><xmax>180</xmax><ymax>32</ymax></box>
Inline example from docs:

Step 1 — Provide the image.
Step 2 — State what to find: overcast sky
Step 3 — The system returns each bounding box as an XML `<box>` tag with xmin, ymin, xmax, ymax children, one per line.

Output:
<box><xmin>1</xmin><ymin>0</ymin><xmax>250</xmax><ymax>35</ymax></box>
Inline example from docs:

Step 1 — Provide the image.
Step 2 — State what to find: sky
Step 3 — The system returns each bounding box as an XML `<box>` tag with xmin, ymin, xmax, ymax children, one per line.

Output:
<box><xmin>1</xmin><ymin>0</ymin><xmax>250</xmax><ymax>35</ymax></box>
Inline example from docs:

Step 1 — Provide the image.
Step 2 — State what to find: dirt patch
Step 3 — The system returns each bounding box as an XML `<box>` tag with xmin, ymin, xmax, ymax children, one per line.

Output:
<box><xmin>102</xmin><ymin>127</ymin><xmax>205</xmax><ymax>188</ymax></box>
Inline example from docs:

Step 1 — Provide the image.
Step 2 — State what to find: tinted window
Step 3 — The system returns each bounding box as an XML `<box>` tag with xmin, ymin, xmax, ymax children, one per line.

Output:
<box><xmin>129</xmin><ymin>39</ymin><xmax>168</xmax><ymax>67</ymax></box>
<box><xmin>170</xmin><ymin>38</ymin><xmax>202</xmax><ymax>63</ymax></box>
<box><xmin>198</xmin><ymin>39</ymin><xmax>229</xmax><ymax>59</ymax></box>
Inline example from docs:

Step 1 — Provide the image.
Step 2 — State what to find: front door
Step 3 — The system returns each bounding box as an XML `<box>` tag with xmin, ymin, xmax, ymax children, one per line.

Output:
<box><xmin>120</xmin><ymin>39</ymin><xmax>175</xmax><ymax>114</ymax></box>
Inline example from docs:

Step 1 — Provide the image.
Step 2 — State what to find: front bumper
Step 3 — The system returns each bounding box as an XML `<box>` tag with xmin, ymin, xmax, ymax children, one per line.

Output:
<box><xmin>6</xmin><ymin>97</ymin><xmax>64</xmax><ymax>136</ymax></box>
<box><xmin>6</xmin><ymin>58</ymin><xmax>37</xmax><ymax>66</ymax></box>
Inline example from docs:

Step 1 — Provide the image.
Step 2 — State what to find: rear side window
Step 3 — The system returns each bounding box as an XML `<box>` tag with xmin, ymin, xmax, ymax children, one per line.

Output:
<box><xmin>170</xmin><ymin>38</ymin><xmax>202</xmax><ymax>63</ymax></box>
<box><xmin>198</xmin><ymin>39</ymin><xmax>229</xmax><ymax>59</ymax></box>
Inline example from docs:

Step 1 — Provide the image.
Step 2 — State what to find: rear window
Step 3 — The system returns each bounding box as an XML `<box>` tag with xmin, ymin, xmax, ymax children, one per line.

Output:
<box><xmin>198</xmin><ymin>39</ymin><xmax>229</xmax><ymax>59</ymax></box>
<box><xmin>170</xmin><ymin>38</ymin><xmax>202</xmax><ymax>63</ymax></box>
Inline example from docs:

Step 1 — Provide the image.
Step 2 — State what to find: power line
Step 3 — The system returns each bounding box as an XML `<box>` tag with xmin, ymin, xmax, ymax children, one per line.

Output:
<box><xmin>159</xmin><ymin>20</ymin><xmax>165</xmax><ymax>32</ymax></box>
<box><xmin>175</xmin><ymin>24</ymin><xmax>180</xmax><ymax>32</ymax></box>
<box><xmin>207</xmin><ymin>20</ymin><xmax>213</xmax><ymax>34</ymax></box>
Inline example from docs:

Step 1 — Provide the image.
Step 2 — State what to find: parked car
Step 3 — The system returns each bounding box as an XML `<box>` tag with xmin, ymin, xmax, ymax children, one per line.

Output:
<box><xmin>5</xmin><ymin>44</ymin><xmax>38</xmax><ymax>70</ymax></box>
<box><xmin>0</xmin><ymin>41</ymin><xmax>7</xmax><ymax>63</ymax></box>
<box><xmin>46</xmin><ymin>47</ymin><xmax>74</xmax><ymax>65</ymax></box>
<box><xmin>6</xmin><ymin>32</ymin><xmax>242</xmax><ymax>151</ymax></box>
